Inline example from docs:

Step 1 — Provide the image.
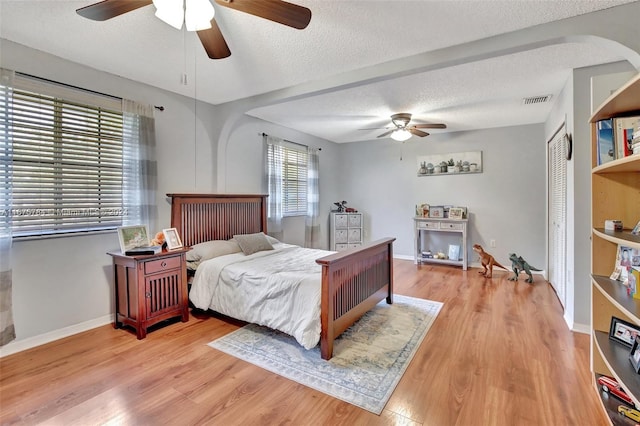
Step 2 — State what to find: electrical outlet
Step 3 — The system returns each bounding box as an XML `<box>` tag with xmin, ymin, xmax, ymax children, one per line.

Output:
<box><xmin>490</xmin><ymin>239</ymin><xmax>496</xmax><ymax>248</ymax></box>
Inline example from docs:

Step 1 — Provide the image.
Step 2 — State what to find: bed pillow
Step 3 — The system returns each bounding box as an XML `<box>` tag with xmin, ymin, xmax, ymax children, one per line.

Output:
<box><xmin>233</xmin><ymin>232</ymin><xmax>274</xmax><ymax>255</ymax></box>
<box><xmin>186</xmin><ymin>239</ymin><xmax>242</xmax><ymax>269</ymax></box>
<box><xmin>264</xmin><ymin>234</ymin><xmax>281</xmax><ymax>245</ymax></box>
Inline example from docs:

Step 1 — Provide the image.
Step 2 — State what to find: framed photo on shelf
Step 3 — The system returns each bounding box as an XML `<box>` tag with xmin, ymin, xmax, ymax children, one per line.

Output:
<box><xmin>448</xmin><ymin>244</ymin><xmax>461</xmax><ymax>261</ymax></box>
<box><xmin>609</xmin><ymin>316</ymin><xmax>640</xmax><ymax>348</ymax></box>
<box><xmin>117</xmin><ymin>225</ymin><xmax>150</xmax><ymax>253</ymax></box>
<box><xmin>163</xmin><ymin>228</ymin><xmax>183</xmax><ymax>250</ymax></box>
<box><xmin>633</xmin><ymin>220</ymin><xmax>640</xmax><ymax>235</ymax></box>
<box><xmin>449</xmin><ymin>207</ymin><xmax>464</xmax><ymax>220</ymax></box>
<box><xmin>630</xmin><ymin>336</ymin><xmax>640</xmax><ymax>374</ymax></box>
<box><xmin>430</xmin><ymin>206</ymin><xmax>444</xmax><ymax>218</ymax></box>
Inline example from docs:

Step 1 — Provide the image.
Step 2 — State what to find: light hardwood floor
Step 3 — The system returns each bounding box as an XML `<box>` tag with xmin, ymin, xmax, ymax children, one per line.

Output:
<box><xmin>0</xmin><ymin>261</ymin><xmax>607</xmax><ymax>425</ymax></box>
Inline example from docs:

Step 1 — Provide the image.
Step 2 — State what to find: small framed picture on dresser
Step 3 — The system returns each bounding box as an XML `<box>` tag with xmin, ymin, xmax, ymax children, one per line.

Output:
<box><xmin>163</xmin><ymin>228</ymin><xmax>183</xmax><ymax>250</ymax></box>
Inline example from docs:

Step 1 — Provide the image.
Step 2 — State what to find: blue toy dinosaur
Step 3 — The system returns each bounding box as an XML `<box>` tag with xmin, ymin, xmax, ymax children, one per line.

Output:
<box><xmin>507</xmin><ymin>253</ymin><xmax>542</xmax><ymax>283</ymax></box>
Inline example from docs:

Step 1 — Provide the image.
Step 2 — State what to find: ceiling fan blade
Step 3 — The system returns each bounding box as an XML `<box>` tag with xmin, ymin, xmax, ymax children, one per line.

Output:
<box><xmin>76</xmin><ymin>0</ymin><xmax>152</xmax><ymax>21</ymax></box>
<box><xmin>377</xmin><ymin>130</ymin><xmax>394</xmax><ymax>138</ymax></box>
<box><xmin>413</xmin><ymin>123</ymin><xmax>447</xmax><ymax>129</ymax></box>
<box><xmin>214</xmin><ymin>0</ymin><xmax>311</xmax><ymax>29</ymax></box>
<box><xmin>359</xmin><ymin>126</ymin><xmax>392</xmax><ymax>131</ymax></box>
<box><xmin>409</xmin><ymin>128</ymin><xmax>430</xmax><ymax>137</ymax></box>
<box><xmin>197</xmin><ymin>20</ymin><xmax>231</xmax><ymax>59</ymax></box>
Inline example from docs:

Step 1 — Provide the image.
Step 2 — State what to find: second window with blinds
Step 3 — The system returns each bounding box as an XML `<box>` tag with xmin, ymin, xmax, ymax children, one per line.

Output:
<box><xmin>266</xmin><ymin>140</ymin><xmax>308</xmax><ymax>217</ymax></box>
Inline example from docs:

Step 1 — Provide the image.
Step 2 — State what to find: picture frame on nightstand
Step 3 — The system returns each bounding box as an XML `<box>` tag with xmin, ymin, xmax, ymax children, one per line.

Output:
<box><xmin>163</xmin><ymin>228</ymin><xmax>183</xmax><ymax>250</ymax></box>
<box><xmin>117</xmin><ymin>225</ymin><xmax>150</xmax><ymax>253</ymax></box>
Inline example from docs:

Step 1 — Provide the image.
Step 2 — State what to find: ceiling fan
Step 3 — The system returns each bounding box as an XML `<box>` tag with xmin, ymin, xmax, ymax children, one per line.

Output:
<box><xmin>375</xmin><ymin>113</ymin><xmax>446</xmax><ymax>141</ymax></box>
<box><xmin>76</xmin><ymin>0</ymin><xmax>312</xmax><ymax>60</ymax></box>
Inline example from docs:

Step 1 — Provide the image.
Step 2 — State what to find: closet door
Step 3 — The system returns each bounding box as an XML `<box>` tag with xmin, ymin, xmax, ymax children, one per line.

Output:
<box><xmin>548</xmin><ymin>129</ymin><xmax>567</xmax><ymax>308</ymax></box>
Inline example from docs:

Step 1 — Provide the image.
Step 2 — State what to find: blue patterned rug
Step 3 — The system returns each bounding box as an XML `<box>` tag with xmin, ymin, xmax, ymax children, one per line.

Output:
<box><xmin>208</xmin><ymin>295</ymin><xmax>443</xmax><ymax>414</ymax></box>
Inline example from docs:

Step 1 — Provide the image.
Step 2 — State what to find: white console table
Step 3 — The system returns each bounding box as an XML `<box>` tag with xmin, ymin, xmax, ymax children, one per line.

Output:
<box><xmin>413</xmin><ymin>217</ymin><xmax>468</xmax><ymax>270</ymax></box>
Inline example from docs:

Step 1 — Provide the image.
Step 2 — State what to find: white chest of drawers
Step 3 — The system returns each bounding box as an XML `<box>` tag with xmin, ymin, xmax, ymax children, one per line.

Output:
<box><xmin>330</xmin><ymin>212</ymin><xmax>363</xmax><ymax>251</ymax></box>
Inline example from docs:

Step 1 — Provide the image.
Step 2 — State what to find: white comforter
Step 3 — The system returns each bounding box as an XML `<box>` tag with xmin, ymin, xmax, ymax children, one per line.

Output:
<box><xmin>189</xmin><ymin>243</ymin><xmax>332</xmax><ymax>349</ymax></box>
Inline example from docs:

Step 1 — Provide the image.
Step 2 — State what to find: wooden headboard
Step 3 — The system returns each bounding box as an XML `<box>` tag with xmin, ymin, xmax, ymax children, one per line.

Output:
<box><xmin>167</xmin><ymin>194</ymin><xmax>268</xmax><ymax>247</ymax></box>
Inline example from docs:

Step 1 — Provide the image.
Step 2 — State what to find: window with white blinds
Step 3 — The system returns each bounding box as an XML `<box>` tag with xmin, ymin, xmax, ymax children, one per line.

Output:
<box><xmin>0</xmin><ymin>74</ymin><xmax>126</xmax><ymax>237</ymax></box>
<box><xmin>267</xmin><ymin>141</ymin><xmax>308</xmax><ymax>216</ymax></box>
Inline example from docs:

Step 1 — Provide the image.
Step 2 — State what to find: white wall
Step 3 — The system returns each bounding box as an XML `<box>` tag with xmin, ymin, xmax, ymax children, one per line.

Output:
<box><xmin>0</xmin><ymin>40</ymin><xmax>220</xmax><ymax>353</ymax></box>
<box><xmin>222</xmin><ymin>114</ymin><xmax>341</xmax><ymax>248</ymax></box>
<box><xmin>544</xmin><ymin>61</ymin><xmax>635</xmax><ymax>333</ymax></box>
<box><xmin>572</xmin><ymin>63</ymin><xmax>636</xmax><ymax>330</ymax></box>
<box><xmin>336</xmin><ymin>124</ymin><xmax>547</xmax><ymax>269</ymax></box>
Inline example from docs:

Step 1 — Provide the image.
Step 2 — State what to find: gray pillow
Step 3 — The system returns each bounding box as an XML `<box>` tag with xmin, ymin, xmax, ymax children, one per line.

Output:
<box><xmin>233</xmin><ymin>232</ymin><xmax>274</xmax><ymax>255</ymax></box>
<box><xmin>186</xmin><ymin>239</ymin><xmax>242</xmax><ymax>269</ymax></box>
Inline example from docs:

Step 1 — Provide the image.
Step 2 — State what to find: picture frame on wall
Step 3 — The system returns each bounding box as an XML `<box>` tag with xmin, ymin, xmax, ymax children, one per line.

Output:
<box><xmin>163</xmin><ymin>228</ymin><xmax>183</xmax><ymax>250</ymax></box>
<box><xmin>117</xmin><ymin>225</ymin><xmax>150</xmax><ymax>253</ymax></box>
<box><xmin>609</xmin><ymin>316</ymin><xmax>640</xmax><ymax>348</ymax></box>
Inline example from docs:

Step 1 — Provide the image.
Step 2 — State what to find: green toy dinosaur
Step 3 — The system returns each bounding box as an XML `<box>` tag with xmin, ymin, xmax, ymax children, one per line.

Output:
<box><xmin>507</xmin><ymin>253</ymin><xmax>542</xmax><ymax>283</ymax></box>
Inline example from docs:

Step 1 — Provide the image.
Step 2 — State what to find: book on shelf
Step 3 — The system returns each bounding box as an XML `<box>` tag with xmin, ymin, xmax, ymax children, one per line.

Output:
<box><xmin>596</xmin><ymin>118</ymin><xmax>615</xmax><ymax>165</ymax></box>
<box><xmin>125</xmin><ymin>245</ymin><xmax>163</xmax><ymax>255</ymax></box>
<box><xmin>614</xmin><ymin>115</ymin><xmax>639</xmax><ymax>158</ymax></box>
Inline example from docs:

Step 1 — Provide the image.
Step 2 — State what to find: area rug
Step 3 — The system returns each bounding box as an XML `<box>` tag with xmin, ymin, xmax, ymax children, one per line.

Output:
<box><xmin>208</xmin><ymin>295</ymin><xmax>443</xmax><ymax>414</ymax></box>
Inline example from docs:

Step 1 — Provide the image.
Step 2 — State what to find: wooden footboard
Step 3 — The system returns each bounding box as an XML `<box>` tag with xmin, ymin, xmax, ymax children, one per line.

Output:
<box><xmin>316</xmin><ymin>238</ymin><xmax>395</xmax><ymax>360</ymax></box>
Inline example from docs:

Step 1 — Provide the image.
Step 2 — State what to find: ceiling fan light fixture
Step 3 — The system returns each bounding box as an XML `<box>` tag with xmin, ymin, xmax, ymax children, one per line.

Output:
<box><xmin>185</xmin><ymin>0</ymin><xmax>215</xmax><ymax>31</ymax></box>
<box><xmin>153</xmin><ymin>0</ymin><xmax>184</xmax><ymax>29</ymax></box>
<box><xmin>153</xmin><ymin>0</ymin><xmax>214</xmax><ymax>31</ymax></box>
<box><xmin>391</xmin><ymin>129</ymin><xmax>412</xmax><ymax>142</ymax></box>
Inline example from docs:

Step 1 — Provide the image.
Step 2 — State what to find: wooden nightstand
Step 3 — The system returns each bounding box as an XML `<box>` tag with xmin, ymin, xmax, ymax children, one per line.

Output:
<box><xmin>107</xmin><ymin>248</ymin><xmax>190</xmax><ymax>339</ymax></box>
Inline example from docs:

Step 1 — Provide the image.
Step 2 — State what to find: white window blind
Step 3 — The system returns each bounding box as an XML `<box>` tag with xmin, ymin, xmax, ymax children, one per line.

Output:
<box><xmin>267</xmin><ymin>141</ymin><xmax>308</xmax><ymax>216</ymax></box>
<box><xmin>0</xmin><ymin>73</ymin><xmax>126</xmax><ymax>237</ymax></box>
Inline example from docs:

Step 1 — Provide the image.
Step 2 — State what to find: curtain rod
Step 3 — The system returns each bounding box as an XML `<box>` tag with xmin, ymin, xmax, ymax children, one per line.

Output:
<box><xmin>16</xmin><ymin>71</ymin><xmax>165</xmax><ymax>111</ymax></box>
<box><xmin>259</xmin><ymin>132</ymin><xmax>321</xmax><ymax>151</ymax></box>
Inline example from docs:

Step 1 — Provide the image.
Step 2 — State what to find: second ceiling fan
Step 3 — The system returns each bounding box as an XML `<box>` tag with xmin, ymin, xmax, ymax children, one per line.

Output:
<box><xmin>76</xmin><ymin>0</ymin><xmax>312</xmax><ymax>59</ymax></box>
<box><xmin>376</xmin><ymin>113</ymin><xmax>446</xmax><ymax>141</ymax></box>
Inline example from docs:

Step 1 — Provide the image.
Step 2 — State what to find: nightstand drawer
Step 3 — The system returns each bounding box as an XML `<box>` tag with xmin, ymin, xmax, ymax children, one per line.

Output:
<box><xmin>145</xmin><ymin>256</ymin><xmax>181</xmax><ymax>274</ymax></box>
<box><xmin>417</xmin><ymin>221</ymin><xmax>439</xmax><ymax>230</ymax></box>
<box><xmin>440</xmin><ymin>222</ymin><xmax>464</xmax><ymax>230</ymax></box>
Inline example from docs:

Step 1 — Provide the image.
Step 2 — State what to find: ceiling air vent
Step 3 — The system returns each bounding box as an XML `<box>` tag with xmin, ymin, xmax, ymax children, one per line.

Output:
<box><xmin>522</xmin><ymin>95</ymin><xmax>552</xmax><ymax>105</ymax></box>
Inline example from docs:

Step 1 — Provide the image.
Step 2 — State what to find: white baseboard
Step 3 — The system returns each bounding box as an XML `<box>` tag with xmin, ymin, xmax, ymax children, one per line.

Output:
<box><xmin>0</xmin><ymin>314</ymin><xmax>112</xmax><ymax>358</ymax></box>
<box><xmin>571</xmin><ymin>321</ymin><xmax>591</xmax><ymax>335</ymax></box>
<box><xmin>394</xmin><ymin>254</ymin><xmax>414</xmax><ymax>261</ymax></box>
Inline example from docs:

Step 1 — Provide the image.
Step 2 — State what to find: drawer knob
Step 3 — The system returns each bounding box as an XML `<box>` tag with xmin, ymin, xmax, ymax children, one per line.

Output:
<box><xmin>145</xmin><ymin>292</ymin><xmax>151</xmax><ymax>298</ymax></box>
<box><xmin>161</xmin><ymin>261</ymin><xmax>167</xmax><ymax>268</ymax></box>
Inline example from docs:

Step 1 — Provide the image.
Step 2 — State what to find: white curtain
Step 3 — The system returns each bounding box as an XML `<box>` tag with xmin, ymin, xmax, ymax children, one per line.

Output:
<box><xmin>0</xmin><ymin>69</ymin><xmax>16</xmax><ymax>346</ymax></box>
<box><xmin>264</xmin><ymin>134</ymin><xmax>284</xmax><ymax>241</ymax></box>
<box><xmin>304</xmin><ymin>148</ymin><xmax>321</xmax><ymax>248</ymax></box>
<box><xmin>122</xmin><ymin>100</ymin><xmax>157</xmax><ymax>232</ymax></box>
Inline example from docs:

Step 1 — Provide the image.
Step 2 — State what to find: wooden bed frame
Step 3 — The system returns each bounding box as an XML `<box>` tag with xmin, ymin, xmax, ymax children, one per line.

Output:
<box><xmin>168</xmin><ymin>193</ymin><xmax>395</xmax><ymax>360</ymax></box>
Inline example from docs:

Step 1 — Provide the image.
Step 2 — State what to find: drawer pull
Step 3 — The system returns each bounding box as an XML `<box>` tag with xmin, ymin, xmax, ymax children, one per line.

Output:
<box><xmin>145</xmin><ymin>292</ymin><xmax>151</xmax><ymax>298</ymax></box>
<box><xmin>161</xmin><ymin>261</ymin><xmax>167</xmax><ymax>268</ymax></box>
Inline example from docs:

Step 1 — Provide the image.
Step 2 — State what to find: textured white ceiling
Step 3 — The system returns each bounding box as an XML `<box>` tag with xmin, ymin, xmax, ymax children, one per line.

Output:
<box><xmin>0</xmin><ymin>0</ymin><xmax>637</xmax><ymax>143</ymax></box>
